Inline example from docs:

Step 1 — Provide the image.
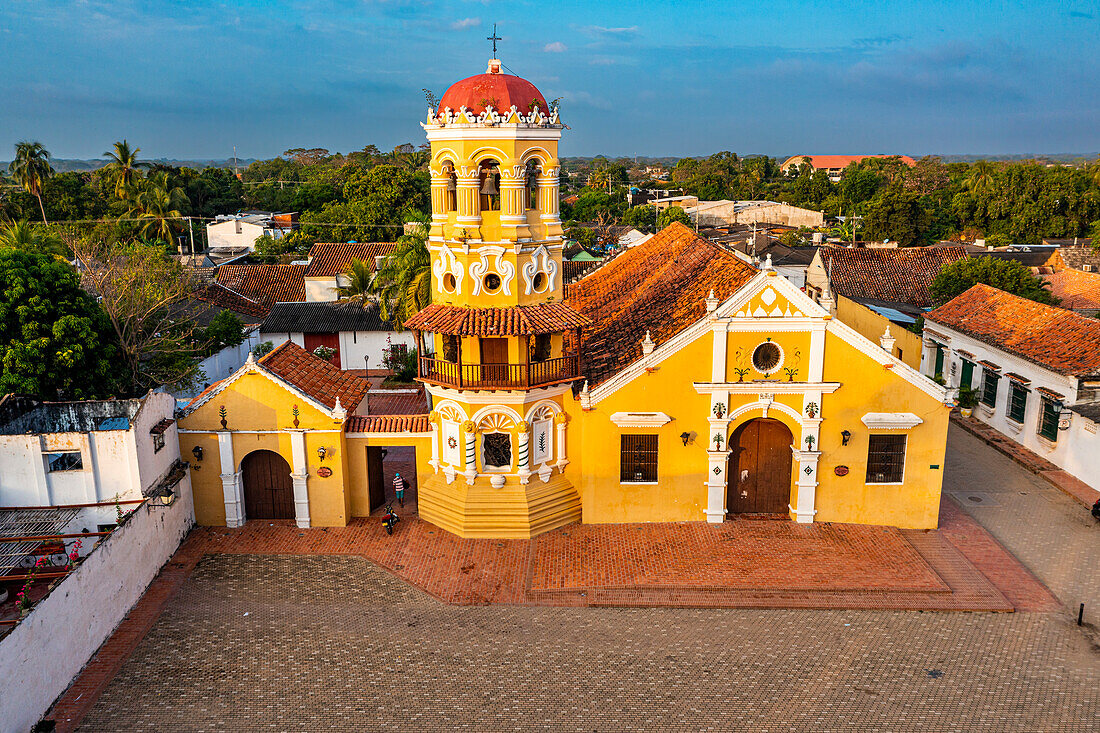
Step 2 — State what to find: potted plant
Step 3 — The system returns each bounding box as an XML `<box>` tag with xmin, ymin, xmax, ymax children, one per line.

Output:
<box><xmin>957</xmin><ymin>385</ymin><xmax>978</xmax><ymax>417</ymax></box>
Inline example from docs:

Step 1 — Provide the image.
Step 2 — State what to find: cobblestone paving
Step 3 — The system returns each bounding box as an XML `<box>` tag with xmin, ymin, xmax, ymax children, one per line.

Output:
<box><xmin>79</xmin><ymin>554</ymin><xmax>1100</xmax><ymax>732</ymax></box>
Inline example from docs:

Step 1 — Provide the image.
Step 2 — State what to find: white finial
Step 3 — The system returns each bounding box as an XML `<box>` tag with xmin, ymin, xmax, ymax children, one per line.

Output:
<box><xmin>642</xmin><ymin>330</ymin><xmax>656</xmax><ymax>355</ymax></box>
<box><xmin>705</xmin><ymin>289</ymin><xmax>720</xmax><ymax>315</ymax></box>
<box><xmin>245</xmin><ymin>349</ymin><xmax>256</xmax><ymax>367</ymax></box>
<box><xmin>579</xmin><ymin>380</ymin><xmax>592</xmax><ymax>410</ymax></box>
<box><xmin>879</xmin><ymin>326</ymin><xmax>896</xmax><ymax>353</ymax></box>
<box><xmin>332</xmin><ymin>396</ymin><xmax>346</xmax><ymax>421</ymax></box>
<box><xmin>764</xmin><ymin>253</ymin><xmax>773</xmax><ymax>270</ymax></box>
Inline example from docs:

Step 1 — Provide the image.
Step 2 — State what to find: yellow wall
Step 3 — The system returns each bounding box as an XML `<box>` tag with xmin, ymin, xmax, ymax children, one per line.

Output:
<box><xmin>835</xmin><ymin>294</ymin><xmax>923</xmax><ymax>371</ymax></box>
<box><xmin>178</xmin><ymin>371</ymin><xmax>351</xmax><ymax>527</ymax></box>
<box><xmin>345</xmin><ymin>435</ymin><xmax>434</xmax><ymax>517</ymax></box>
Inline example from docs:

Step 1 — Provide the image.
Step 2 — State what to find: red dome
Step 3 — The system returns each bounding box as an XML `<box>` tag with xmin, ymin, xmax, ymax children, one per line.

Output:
<box><xmin>438</xmin><ymin>68</ymin><xmax>548</xmax><ymax>117</ymax></box>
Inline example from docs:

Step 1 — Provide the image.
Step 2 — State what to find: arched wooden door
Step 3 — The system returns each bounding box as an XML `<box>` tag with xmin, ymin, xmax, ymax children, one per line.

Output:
<box><xmin>242</xmin><ymin>450</ymin><xmax>294</xmax><ymax>520</ymax></box>
<box><xmin>727</xmin><ymin>418</ymin><xmax>794</xmax><ymax>515</ymax></box>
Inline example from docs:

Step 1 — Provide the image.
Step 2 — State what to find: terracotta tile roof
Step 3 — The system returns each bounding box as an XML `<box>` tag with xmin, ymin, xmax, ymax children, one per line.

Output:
<box><xmin>305</xmin><ymin>243</ymin><xmax>397</xmax><ymax>277</ymax></box>
<box><xmin>214</xmin><ymin>264</ymin><xmax>306</xmax><ymax>311</ymax></box>
<box><xmin>1042</xmin><ymin>269</ymin><xmax>1100</xmax><ymax>311</ymax></box>
<box><xmin>363</xmin><ymin>389</ymin><xmax>429</xmax><ymax>415</ymax></box>
<box><xmin>404</xmin><ymin>302</ymin><xmax>591</xmax><ymax>335</ymax></box>
<box><xmin>565</xmin><ymin>222</ymin><xmax>757</xmax><ymax>386</ymax></box>
<box><xmin>819</xmin><ymin>245</ymin><xmax>967</xmax><ymax>307</ymax></box>
<box><xmin>781</xmin><ymin>154</ymin><xmax>917</xmax><ymax>170</ymax></box>
<box><xmin>344</xmin><ymin>414</ymin><xmax>430</xmax><ymax>433</ymax></box>
<box><xmin>192</xmin><ymin>282</ymin><xmax>268</xmax><ymax>320</ymax></box>
<box><xmin>258</xmin><ymin>341</ymin><xmax>368</xmax><ymax>411</ymax></box>
<box><xmin>925</xmin><ymin>283</ymin><xmax>1100</xmax><ymax>377</ymax></box>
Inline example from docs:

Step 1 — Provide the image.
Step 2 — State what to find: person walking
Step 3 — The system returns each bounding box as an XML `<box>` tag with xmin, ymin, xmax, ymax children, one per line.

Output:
<box><xmin>393</xmin><ymin>472</ymin><xmax>407</xmax><ymax>508</ymax></box>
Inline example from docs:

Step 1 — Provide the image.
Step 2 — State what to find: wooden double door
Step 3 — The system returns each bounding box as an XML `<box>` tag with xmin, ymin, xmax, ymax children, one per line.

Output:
<box><xmin>727</xmin><ymin>418</ymin><xmax>794</xmax><ymax>515</ymax></box>
<box><xmin>242</xmin><ymin>450</ymin><xmax>295</xmax><ymax>520</ymax></box>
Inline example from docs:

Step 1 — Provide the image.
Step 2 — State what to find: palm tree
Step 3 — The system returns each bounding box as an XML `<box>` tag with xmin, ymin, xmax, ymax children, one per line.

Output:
<box><xmin>8</xmin><ymin>141</ymin><xmax>53</xmax><ymax>223</ymax></box>
<box><xmin>337</xmin><ymin>258</ymin><xmax>377</xmax><ymax>305</ymax></box>
<box><xmin>103</xmin><ymin>140</ymin><xmax>148</xmax><ymax>198</ymax></box>
<box><xmin>370</xmin><ymin>220</ymin><xmax>431</xmax><ymax>327</ymax></box>
<box><xmin>0</xmin><ymin>219</ymin><xmax>67</xmax><ymax>257</ymax></box>
<box><xmin>126</xmin><ymin>172</ymin><xmax>189</xmax><ymax>244</ymax></box>
<box><xmin>967</xmin><ymin>160</ymin><xmax>995</xmax><ymax>196</ymax></box>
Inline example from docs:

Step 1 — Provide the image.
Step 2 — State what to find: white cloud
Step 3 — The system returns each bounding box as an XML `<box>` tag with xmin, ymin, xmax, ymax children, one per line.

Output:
<box><xmin>451</xmin><ymin>17</ymin><xmax>480</xmax><ymax>30</ymax></box>
<box><xmin>544</xmin><ymin>41</ymin><xmax>567</xmax><ymax>53</ymax></box>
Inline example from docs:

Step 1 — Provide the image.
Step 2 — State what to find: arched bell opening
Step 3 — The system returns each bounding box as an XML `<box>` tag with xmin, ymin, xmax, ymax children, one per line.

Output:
<box><xmin>479</xmin><ymin>159</ymin><xmax>501</xmax><ymax>211</ymax></box>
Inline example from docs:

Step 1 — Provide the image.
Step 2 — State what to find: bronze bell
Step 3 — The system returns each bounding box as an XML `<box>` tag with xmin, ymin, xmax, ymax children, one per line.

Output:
<box><xmin>480</xmin><ymin>172</ymin><xmax>499</xmax><ymax>196</ymax></box>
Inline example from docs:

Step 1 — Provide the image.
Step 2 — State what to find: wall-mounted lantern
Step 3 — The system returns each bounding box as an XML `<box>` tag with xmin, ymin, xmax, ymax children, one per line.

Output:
<box><xmin>317</xmin><ymin>446</ymin><xmax>328</xmax><ymax>463</ymax></box>
<box><xmin>150</xmin><ymin>489</ymin><xmax>176</xmax><ymax>508</ymax></box>
<box><xmin>191</xmin><ymin>445</ymin><xmax>203</xmax><ymax>463</ymax></box>
<box><xmin>680</xmin><ymin>431</ymin><xmax>692</xmax><ymax>447</ymax></box>
<box><xmin>841</xmin><ymin>430</ymin><xmax>852</xmax><ymax>446</ymax></box>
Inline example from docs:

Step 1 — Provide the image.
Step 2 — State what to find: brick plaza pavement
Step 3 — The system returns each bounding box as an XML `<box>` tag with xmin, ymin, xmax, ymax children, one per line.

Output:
<box><xmin>45</xmin><ymin>431</ymin><xmax>1090</xmax><ymax>731</ymax></box>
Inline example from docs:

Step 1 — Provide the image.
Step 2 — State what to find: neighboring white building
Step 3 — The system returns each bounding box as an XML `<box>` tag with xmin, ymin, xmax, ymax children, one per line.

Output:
<box><xmin>923</xmin><ymin>283</ymin><xmax>1100</xmax><ymax>491</ymax></box>
<box><xmin>0</xmin><ymin>392</ymin><xmax>186</xmax><ymax>531</ymax></box>
<box><xmin>206</xmin><ymin>211</ymin><xmax>297</xmax><ymax>252</ymax></box>
<box><xmin>259</xmin><ymin>301</ymin><xmax>417</xmax><ymax>372</ymax></box>
<box><xmin>304</xmin><ymin>242</ymin><xmax>397</xmax><ymax>302</ymax></box>
<box><xmin>686</xmin><ymin>200</ymin><xmax>825</xmax><ymax>229</ymax></box>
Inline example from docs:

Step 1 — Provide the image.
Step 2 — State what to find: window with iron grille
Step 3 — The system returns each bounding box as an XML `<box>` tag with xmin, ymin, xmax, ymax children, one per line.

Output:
<box><xmin>866</xmin><ymin>435</ymin><xmax>906</xmax><ymax>484</ymax></box>
<box><xmin>1008</xmin><ymin>383</ymin><xmax>1028</xmax><ymax>423</ymax></box>
<box><xmin>981</xmin><ymin>371</ymin><xmax>1000</xmax><ymax>408</ymax></box>
<box><xmin>1038</xmin><ymin>398</ymin><xmax>1059</xmax><ymax>442</ymax></box>
<box><xmin>620</xmin><ymin>434</ymin><xmax>658</xmax><ymax>483</ymax></box>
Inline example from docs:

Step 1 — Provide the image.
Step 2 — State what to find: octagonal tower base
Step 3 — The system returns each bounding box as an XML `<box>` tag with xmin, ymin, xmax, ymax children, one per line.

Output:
<box><xmin>418</xmin><ymin>473</ymin><xmax>581</xmax><ymax>539</ymax></box>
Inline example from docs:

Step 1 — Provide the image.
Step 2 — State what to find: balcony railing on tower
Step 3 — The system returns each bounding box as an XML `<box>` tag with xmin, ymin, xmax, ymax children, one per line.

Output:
<box><xmin>418</xmin><ymin>354</ymin><xmax>580</xmax><ymax>390</ymax></box>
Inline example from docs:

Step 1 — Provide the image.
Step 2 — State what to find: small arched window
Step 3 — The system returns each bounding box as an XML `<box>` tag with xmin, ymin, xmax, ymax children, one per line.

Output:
<box><xmin>479</xmin><ymin>160</ymin><xmax>501</xmax><ymax>211</ymax></box>
<box><xmin>524</xmin><ymin>159</ymin><xmax>541</xmax><ymax>210</ymax></box>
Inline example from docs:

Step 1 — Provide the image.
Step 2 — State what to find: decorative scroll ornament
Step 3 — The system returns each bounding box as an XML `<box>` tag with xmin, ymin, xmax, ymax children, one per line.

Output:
<box><xmin>433</xmin><ymin>246</ymin><xmax>465</xmax><ymax>294</ymax></box>
<box><xmin>470</xmin><ymin>246</ymin><xmax>516</xmax><ymax>296</ymax></box>
<box><xmin>521</xmin><ymin>244</ymin><xmax>559</xmax><ymax>295</ymax></box>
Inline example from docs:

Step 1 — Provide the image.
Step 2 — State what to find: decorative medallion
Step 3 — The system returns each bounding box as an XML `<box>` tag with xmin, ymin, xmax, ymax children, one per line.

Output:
<box><xmin>834</xmin><ymin>465</ymin><xmax>850</xmax><ymax>476</ymax></box>
<box><xmin>713</xmin><ymin>465</ymin><xmax>722</xmax><ymax>475</ymax></box>
<box><xmin>804</xmin><ymin>465</ymin><xmax>813</xmax><ymax>475</ymax></box>
<box><xmin>316</xmin><ymin>466</ymin><xmax>333</xmax><ymax>478</ymax></box>
<box><xmin>447</xmin><ymin>436</ymin><xmax>458</xmax><ymax>449</ymax></box>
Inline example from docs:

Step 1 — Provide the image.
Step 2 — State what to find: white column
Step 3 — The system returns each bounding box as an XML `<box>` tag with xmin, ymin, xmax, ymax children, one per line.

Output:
<box><xmin>554</xmin><ymin>415</ymin><xmax>569</xmax><ymax>471</ymax></box>
<box><xmin>808</xmin><ymin>323</ymin><xmax>826</xmax><ymax>383</ymax></box>
<box><xmin>792</xmin><ymin>391</ymin><xmax>823</xmax><ymax>523</ymax></box>
<box><xmin>218</xmin><ymin>431</ymin><xmax>242</xmax><ymax>527</ymax></box>
<box><xmin>463</xmin><ymin>422</ymin><xmax>477</xmax><ymax>485</ymax></box>
<box><xmin>517</xmin><ymin>422</ymin><xmax>531</xmax><ymax>485</ymax></box>
<box><xmin>711</xmin><ymin>323</ymin><xmax>727</xmax><ymax>383</ymax></box>
<box><xmin>289</xmin><ymin>431</ymin><xmax>311</xmax><ymax>528</ymax></box>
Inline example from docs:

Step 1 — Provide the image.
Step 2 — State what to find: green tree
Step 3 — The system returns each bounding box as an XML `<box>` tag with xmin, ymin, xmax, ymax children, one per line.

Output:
<box><xmin>203</xmin><ymin>310</ymin><xmax>245</xmax><ymax>352</ymax></box>
<box><xmin>0</xmin><ymin>249</ymin><xmax>125</xmax><ymax>398</ymax></box>
<box><xmin>9</xmin><ymin>141</ymin><xmax>53</xmax><ymax>223</ymax></box>
<box><xmin>929</xmin><ymin>256</ymin><xmax>1057</xmax><ymax>306</ymax></box>
<box><xmin>337</xmin><ymin>258</ymin><xmax>377</xmax><ymax>305</ymax></box>
<box><xmin>657</xmin><ymin>206</ymin><xmax>692</xmax><ymax>230</ymax></box>
<box><xmin>862</xmin><ymin>188</ymin><xmax>931</xmax><ymax>246</ymax></box>
<box><xmin>0</xmin><ymin>220</ymin><xmax>68</xmax><ymax>257</ymax></box>
<box><xmin>103</xmin><ymin>140</ymin><xmax>148</xmax><ymax>198</ymax></box>
<box><xmin>126</xmin><ymin>172</ymin><xmax>190</xmax><ymax>245</ymax></box>
<box><xmin>303</xmin><ymin>164</ymin><xmax>427</xmax><ymax>242</ymax></box>
<box><xmin>370</xmin><ymin>221</ymin><xmax>431</xmax><ymax>327</ymax></box>
<box><xmin>621</xmin><ymin>204</ymin><xmax>656</xmax><ymax>233</ymax></box>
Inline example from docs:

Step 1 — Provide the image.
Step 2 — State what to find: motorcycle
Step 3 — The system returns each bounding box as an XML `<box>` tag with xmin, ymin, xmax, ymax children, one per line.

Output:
<box><xmin>1092</xmin><ymin>498</ymin><xmax>1100</xmax><ymax>521</ymax></box>
<box><xmin>382</xmin><ymin>504</ymin><xmax>400</xmax><ymax>535</ymax></box>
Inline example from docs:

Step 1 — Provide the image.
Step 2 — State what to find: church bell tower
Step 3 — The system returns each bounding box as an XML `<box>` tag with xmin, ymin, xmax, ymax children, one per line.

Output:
<box><xmin>405</xmin><ymin>51</ymin><xmax>588</xmax><ymax>538</ymax></box>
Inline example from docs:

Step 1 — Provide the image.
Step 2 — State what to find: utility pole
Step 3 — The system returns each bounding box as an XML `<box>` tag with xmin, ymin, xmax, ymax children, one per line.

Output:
<box><xmin>233</xmin><ymin>146</ymin><xmax>238</xmax><ymax>177</ymax></box>
<box><xmin>188</xmin><ymin>216</ymin><xmax>196</xmax><ymax>256</ymax></box>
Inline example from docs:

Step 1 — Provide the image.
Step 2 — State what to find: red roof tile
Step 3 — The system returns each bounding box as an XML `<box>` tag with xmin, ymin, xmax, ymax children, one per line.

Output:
<box><xmin>258</xmin><ymin>341</ymin><xmax>368</xmax><ymax>410</ymax></box>
<box><xmin>925</xmin><ymin>283</ymin><xmax>1100</xmax><ymax>377</ymax></box>
<box><xmin>344</xmin><ymin>414</ymin><xmax>430</xmax><ymax>433</ymax></box>
<box><xmin>192</xmin><ymin>282</ymin><xmax>267</xmax><ymax>320</ymax></box>
<box><xmin>1042</xmin><ymin>269</ymin><xmax>1100</xmax><ymax>311</ymax></box>
<box><xmin>362</xmin><ymin>389</ymin><xmax>429</xmax><ymax>415</ymax></box>
<box><xmin>819</xmin><ymin>245</ymin><xmax>967</xmax><ymax>307</ymax></box>
<box><xmin>404</xmin><ymin>302</ymin><xmax>591</xmax><ymax>335</ymax></box>
<box><xmin>305</xmin><ymin>243</ymin><xmax>397</xmax><ymax>278</ymax></box>
<box><xmin>565</xmin><ymin>222</ymin><xmax>757</xmax><ymax>386</ymax></box>
<box><xmin>214</xmin><ymin>264</ymin><xmax>306</xmax><ymax>311</ymax></box>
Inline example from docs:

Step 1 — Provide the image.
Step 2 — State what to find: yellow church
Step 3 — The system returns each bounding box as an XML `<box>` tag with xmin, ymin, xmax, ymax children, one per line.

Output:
<box><xmin>178</xmin><ymin>58</ymin><xmax>952</xmax><ymax>537</ymax></box>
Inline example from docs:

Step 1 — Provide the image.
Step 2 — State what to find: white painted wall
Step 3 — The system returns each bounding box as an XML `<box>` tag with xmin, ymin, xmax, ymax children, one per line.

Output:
<box><xmin>174</xmin><ymin>329</ymin><xmax>263</xmax><ymax>399</ymax></box>
<box><xmin>206</xmin><ymin>220</ymin><xmax>284</xmax><ymax>251</ymax></box>
<box><xmin>259</xmin><ymin>330</ymin><xmax>417</xmax><ymax>371</ymax></box>
<box><xmin>0</xmin><ymin>485</ymin><xmax>194</xmax><ymax>733</ymax></box>
<box><xmin>922</xmin><ymin>324</ymin><xmax>1100</xmax><ymax>490</ymax></box>
<box><xmin>305</xmin><ymin>276</ymin><xmax>338</xmax><ymax>302</ymax></box>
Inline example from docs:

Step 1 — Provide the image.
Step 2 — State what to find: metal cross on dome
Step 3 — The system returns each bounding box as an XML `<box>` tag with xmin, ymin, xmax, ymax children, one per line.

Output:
<box><xmin>487</xmin><ymin>24</ymin><xmax>501</xmax><ymax>56</ymax></box>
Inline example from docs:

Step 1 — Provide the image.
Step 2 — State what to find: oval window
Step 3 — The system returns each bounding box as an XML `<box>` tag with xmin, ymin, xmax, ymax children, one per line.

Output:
<box><xmin>484</xmin><ymin>273</ymin><xmax>502</xmax><ymax>293</ymax></box>
<box><xmin>752</xmin><ymin>342</ymin><xmax>781</xmax><ymax>373</ymax></box>
<box><xmin>532</xmin><ymin>272</ymin><xmax>547</xmax><ymax>292</ymax></box>
<box><xmin>443</xmin><ymin>273</ymin><xmax>457</xmax><ymax>292</ymax></box>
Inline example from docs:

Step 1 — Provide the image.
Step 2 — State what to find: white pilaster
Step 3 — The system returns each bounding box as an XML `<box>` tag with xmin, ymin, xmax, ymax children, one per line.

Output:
<box><xmin>791</xmin><ymin>448</ymin><xmax>821</xmax><ymax>523</ymax></box>
<box><xmin>517</xmin><ymin>427</ymin><xmax>531</xmax><ymax>485</ymax></box>
<box><xmin>428</xmin><ymin>420</ymin><xmax>440</xmax><ymax>472</ymax></box>
<box><xmin>33</xmin><ymin>435</ymin><xmax>50</xmax><ymax>506</ymax></box>
<box><xmin>464</xmin><ymin>427</ymin><xmax>477</xmax><ymax>485</ymax></box>
<box><xmin>289</xmin><ymin>431</ymin><xmax>311</xmax><ymax>528</ymax></box>
<box><xmin>217</xmin><ymin>431</ymin><xmax>242</xmax><ymax>527</ymax></box>
<box><xmin>711</xmin><ymin>323</ymin><xmax>728</xmax><ymax>382</ymax></box>
<box><xmin>554</xmin><ymin>417</ymin><xmax>569</xmax><ymax>471</ymax></box>
<box><xmin>808</xmin><ymin>322</ymin><xmax>826</xmax><ymax>383</ymax></box>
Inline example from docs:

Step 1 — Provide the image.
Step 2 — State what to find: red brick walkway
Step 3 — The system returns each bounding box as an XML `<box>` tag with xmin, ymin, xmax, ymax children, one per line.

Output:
<box><xmin>952</xmin><ymin>413</ymin><xmax>1100</xmax><ymax>508</ymax></box>
<box><xmin>47</xmin><ymin>499</ymin><xmax>1055</xmax><ymax>732</ymax></box>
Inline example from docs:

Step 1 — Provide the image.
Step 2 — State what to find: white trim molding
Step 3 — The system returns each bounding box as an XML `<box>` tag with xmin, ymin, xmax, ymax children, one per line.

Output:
<box><xmin>609</xmin><ymin>411</ymin><xmax>673</xmax><ymax>428</ymax></box>
<box><xmin>861</xmin><ymin>412</ymin><xmax>924</xmax><ymax>430</ymax></box>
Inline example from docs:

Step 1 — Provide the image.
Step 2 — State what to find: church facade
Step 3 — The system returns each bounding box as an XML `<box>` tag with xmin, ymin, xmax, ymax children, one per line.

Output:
<box><xmin>178</xmin><ymin>59</ymin><xmax>952</xmax><ymax>536</ymax></box>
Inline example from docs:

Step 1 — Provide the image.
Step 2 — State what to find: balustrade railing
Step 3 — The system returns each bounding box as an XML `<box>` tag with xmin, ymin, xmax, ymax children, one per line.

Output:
<box><xmin>418</xmin><ymin>354</ymin><xmax>580</xmax><ymax>390</ymax></box>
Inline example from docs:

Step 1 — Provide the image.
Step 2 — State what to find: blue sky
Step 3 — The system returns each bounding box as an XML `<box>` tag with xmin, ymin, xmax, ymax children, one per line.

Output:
<box><xmin>1</xmin><ymin>0</ymin><xmax>1098</xmax><ymax>160</ymax></box>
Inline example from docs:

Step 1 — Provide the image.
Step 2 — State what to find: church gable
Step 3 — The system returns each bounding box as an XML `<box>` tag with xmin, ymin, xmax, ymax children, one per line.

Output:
<box><xmin>181</xmin><ymin>369</ymin><xmax>335</xmax><ymax>432</ymax></box>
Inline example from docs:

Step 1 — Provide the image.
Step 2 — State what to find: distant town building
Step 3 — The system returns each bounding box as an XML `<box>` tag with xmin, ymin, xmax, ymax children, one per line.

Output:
<box><xmin>259</xmin><ymin>301</ymin><xmax>416</xmax><ymax>372</ymax></box>
<box><xmin>206</xmin><ymin>211</ymin><xmax>298</xmax><ymax>254</ymax></box>
<box><xmin>780</xmin><ymin>155</ymin><xmax>917</xmax><ymax>182</ymax></box>
<box><xmin>686</xmin><ymin>200</ymin><xmax>824</xmax><ymax>229</ymax></box>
